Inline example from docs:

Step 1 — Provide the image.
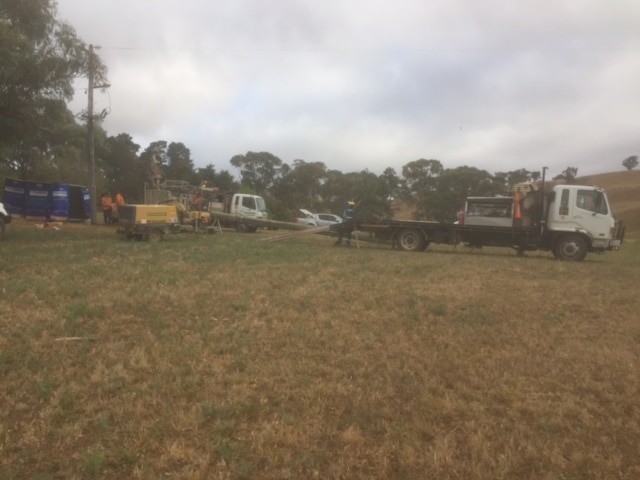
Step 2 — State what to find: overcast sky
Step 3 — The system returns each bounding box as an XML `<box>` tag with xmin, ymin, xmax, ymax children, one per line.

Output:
<box><xmin>56</xmin><ymin>0</ymin><xmax>639</xmax><ymax>179</ymax></box>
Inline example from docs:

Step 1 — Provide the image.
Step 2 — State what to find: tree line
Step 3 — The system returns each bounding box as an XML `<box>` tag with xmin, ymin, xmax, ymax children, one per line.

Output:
<box><xmin>2</xmin><ymin>1</ymin><xmax>636</xmax><ymax>223</ymax></box>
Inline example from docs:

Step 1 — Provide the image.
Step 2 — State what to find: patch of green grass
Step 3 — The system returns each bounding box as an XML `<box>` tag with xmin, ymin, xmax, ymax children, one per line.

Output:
<box><xmin>455</xmin><ymin>302</ymin><xmax>496</xmax><ymax>326</ymax></box>
<box><xmin>36</xmin><ymin>376</ymin><xmax>55</xmax><ymax>401</ymax></box>
<box><xmin>82</xmin><ymin>449</ymin><xmax>105</xmax><ymax>479</ymax></box>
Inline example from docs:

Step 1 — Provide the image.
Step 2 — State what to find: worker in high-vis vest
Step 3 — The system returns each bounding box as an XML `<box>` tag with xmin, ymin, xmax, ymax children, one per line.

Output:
<box><xmin>101</xmin><ymin>192</ymin><xmax>113</xmax><ymax>225</ymax></box>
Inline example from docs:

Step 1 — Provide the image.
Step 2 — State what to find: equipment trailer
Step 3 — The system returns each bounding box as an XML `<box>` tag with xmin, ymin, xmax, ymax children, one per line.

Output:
<box><xmin>332</xmin><ymin>182</ymin><xmax>624</xmax><ymax>261</ymax></box>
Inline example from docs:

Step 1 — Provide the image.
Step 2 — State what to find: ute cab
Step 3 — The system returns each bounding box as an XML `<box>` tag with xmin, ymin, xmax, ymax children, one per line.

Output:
<box><xmin>545</xmin><ymin>185</ymin><xmax>624</xmax><ymax>260</ymax></box>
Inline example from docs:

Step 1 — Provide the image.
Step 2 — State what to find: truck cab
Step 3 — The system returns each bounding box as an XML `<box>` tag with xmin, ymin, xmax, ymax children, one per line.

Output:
<box><xmin>229</xmin><ymin>193</ymin><xmax>267</xmax><ymax>220</ymax></box>
<box><xmin>545</xmin><ymin>185</ymin><xmax>624</xmax><ymax>260</ymax></box>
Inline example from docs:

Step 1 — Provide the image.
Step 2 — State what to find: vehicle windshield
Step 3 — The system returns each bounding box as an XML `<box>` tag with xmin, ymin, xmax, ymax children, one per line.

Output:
<box><xmin>577</xmin><ymin>189</ymin><xmax>608</xmax><ymax>215</ymax></box>
<box><xmin>255</xmin><ymin>197</ymin><xmax>267</xmax><ymax>212</ymax></box>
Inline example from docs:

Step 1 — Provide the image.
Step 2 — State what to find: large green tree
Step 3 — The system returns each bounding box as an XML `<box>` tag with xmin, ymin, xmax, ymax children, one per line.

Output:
<box><xmin>165</xmin><ymin>142</ymin><xmax>195</xmax><ymax>182</ymax></box>
<box><xmin>194</xmin><ymin>164</ymin><xmax>238</xmax><ymax>192</ymax></box>
<box><xmin>271</xmin><ymin>160</ymin><xmax>327</xmax><ymax>210</ymax></box>
<box><xmin>1</xmin><ymin>98</ymin><xmax>86</xmax><ymax>182</ymax></box>
<box><xmin>494</xmin><ymin>168</ymin><xmax>532</xmax><ymax>188</ymax></box>
<box><xmin>554</xmin><ymin>166</ymin><xmax>578</xmax><ymax>183</ymax></box>
<box><xmin>622</xmin><ymin>155</ymin><xmax>638</xmax><ymax>171</ymax></box>
<box><xmin>401</xmin><ymin>159</ymin><xmax>444</xmax><ymax>220</ymax></box>
<box><xmin>102</xmin><ymin>133</ymin><xmax>143</xmax><ymax>201</ymax></box>
<box><xmin>430</xmin><ymin>166</ymin><xmax>498</xmax><ymax>222</ymax></box>
<box><xmin>230</xmin><ymin>151</ymin><xmax>284</xmax><ymax>195</ymax></box>
<box><xmin>140</xmin><ymin>140</ymin><xmax>167</xmax><ymax>179</ymax></box>
<box><xmin>0</xmin><ymin>0</ymin><xmax>107</xmax><ymax>180</ymax></box>
<box><xmin>379</xmin><ymin>167</ymin><xmax>404</xmax><ymax>201</ymax></box>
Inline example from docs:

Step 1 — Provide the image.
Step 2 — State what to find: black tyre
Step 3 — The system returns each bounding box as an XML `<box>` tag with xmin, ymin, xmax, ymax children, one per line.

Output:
<box><xmin>396</xmin><ymin>228</ymin><xmax>426</xmax><ymax>252</ymax></box>
<box><xmin>236</xmin><ymin>224</ymin><xmax>249</xmax><ymax>233</ymax></box>
<box><xmin>0</xmin><ymin>219</ymin><xmax>5</xmax><ymax>240</ymax></box>
<box><xmin>554</xmin><ymin>235</ymin><xmax>587</xmax><ymax>261</ymax></box>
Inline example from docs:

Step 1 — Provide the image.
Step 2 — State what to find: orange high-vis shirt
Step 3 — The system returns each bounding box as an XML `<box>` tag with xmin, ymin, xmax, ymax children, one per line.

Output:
<box><xmin>115</xmin><ymin>193</ymin><xmax>125</xmax><ymax>209</ymax></box>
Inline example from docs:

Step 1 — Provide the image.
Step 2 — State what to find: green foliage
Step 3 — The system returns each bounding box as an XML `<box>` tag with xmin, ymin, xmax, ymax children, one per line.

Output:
<box><xmin>401</xmin><ymin>159</ymin><xmax>443</xmax><ymax>219</ymax></box>
<box><xmin>82</xmin><ymin>449</ymin><xmax>105</xmax><ymax>478</ymax></box>
<box><xmin>101</xmin><ymin>133</ymin><xmax>143</xmax><ymax>202</ymax></box>
<box><xmin>271</xmin><ymin>159</ymin><xmax>327</xmax><ymax>211</ymax></box>
<box><xmin>494</xmin><ymin>168</ymin><xmax>536</xmax><ymax>187</ymax></box>
<box><xmin>0</xmin><ymin>0</ymin><xmax>108</xmax><ymax>182</ymax></box>
<box><xmin>622</xmin><ymin>155</ymin><xmax>638</xmax><ymax>171</ymax></box>
<box><xmin>165</xmin><ymin>142</ymin><xmax>196</xmax><ymax>183</ymax></box>
<box><xmin>554</xmin><ymin>166</ymin><xmax>579</xmax><ymax>183</ymax></box>
<box><xmin>230</xmin><ymin>151</ymin><xmax>284</xmax><ymax>195</ymax></box>
<box><xmin>194</xmin><ymin>164</ymin><xmax>239</xmax><ymax>192</ymax></box>
<box><xmin>426</xmin><ymin>165</ymin><xmax>500</xmax><ymax>222</ymax></box>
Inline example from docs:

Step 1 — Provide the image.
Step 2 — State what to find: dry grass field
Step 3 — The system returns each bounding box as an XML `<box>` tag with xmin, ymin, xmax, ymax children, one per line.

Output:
<box><xmin>0</xmin><ymin>215</ymin><xmax>638</xmax><ymax>479</ymax></box>
<box><xmin>0</xmin><ymin>221</ymin><xmax>640</xmax><ymax>480</ymax></box>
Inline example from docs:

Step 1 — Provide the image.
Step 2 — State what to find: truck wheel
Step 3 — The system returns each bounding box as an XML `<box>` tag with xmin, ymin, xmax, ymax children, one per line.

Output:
<box><xmin>236</xmin><ymin>224</ymin><xmax>248</xmax><ymax>233</ymax></box>
<box><xmin>147</xmin><ymin>229</ymin><xmax>163</xmax><ymax>243</ymax></box>
<box><xmin>396</xmin><ymin>228</ymin><xmax>426</xmax><ymax>252</ymax></box>
<box><xmin>554</xmin><ymin>235</ymin><xmax>587</xmax><ymax>261</ymax></box>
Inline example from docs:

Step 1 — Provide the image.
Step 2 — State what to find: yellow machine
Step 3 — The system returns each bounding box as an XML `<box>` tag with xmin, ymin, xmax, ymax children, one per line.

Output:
<box><xmin>117</xmin><ymin>205</ymin><xmax>182</xmax><ymax>241</ymax></box>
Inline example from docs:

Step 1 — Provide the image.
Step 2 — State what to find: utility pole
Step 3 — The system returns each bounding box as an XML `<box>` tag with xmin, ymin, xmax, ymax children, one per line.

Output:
<box><xmin>86</xmin><ymin>45</ymin><xmax>109</xmax><ymax>225</ymax></box>
<box><xmin>87</xmin><ymin>44</ymin><xmax>97</xmax><ymax>225</ymax></box>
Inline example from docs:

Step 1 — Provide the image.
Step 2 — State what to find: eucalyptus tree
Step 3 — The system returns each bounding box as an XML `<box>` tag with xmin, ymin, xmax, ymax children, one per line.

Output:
<box><xmin>102</xmin><ymin>133</ymin><xmax>143</xmax><ymax>201</ymax></box>
<box><xmin>194</xmin><ymin>164</ymin><xmax>239</xmax><ymax>192</ymax></box>
<box><xmin>165</xmin><ymin>142</ymin><xmax>196</xmax><ymax>183</ymax></box>
<box><xmin>431</xmin><ymin>166</ymin><xmax>497</xmax><ymax>222</ymax></box>
<box><xmin>1</xmin><ymin>98</ymin><xmax>87</xmax><ymax>182</ymax></box>
<box><xmin>271</xmin><ymin>159</ymin><xmax>327</xmax><ymax>210</ymax></box>
<box><xmin>379</xmin><ymin>167</ymin><xmax>405</xmax><ymax>201</ymax></box>
<box><xmin>0</xmin><ymin>0</ymin><xmax>107</xmax><ymax>179</ymax></box>
<box><xmin>230</xmin><ymin>151</ymin><xmax>284</xmax><ymax>196</ymax></box>
<box><xmin>554</xmin><ymin>166</ymin><xmax>578</xmax><ymax>183</ymax></box>
<box><xmin>622</xmin><ymin>155</ymin><xmax>638</xmax><ymax>171</ymax></box>
<box><xmin>140</xmin><ymin>140</ymin><xmax>167</xmax><ymax>178</ymax></box>
<box><xmin>401</xmin><ymin>158</ymin><xmax>444</xmax><ymax>220</ymax></box>
<box><xmin>320</xmin><ymin>169</ymin><xmax>391</xmax><ymax>220</ymax></box>
<box><xmin>320</xmin><ymin>169</ymin><xmax>352</xmax><ymax>213</ymax></box>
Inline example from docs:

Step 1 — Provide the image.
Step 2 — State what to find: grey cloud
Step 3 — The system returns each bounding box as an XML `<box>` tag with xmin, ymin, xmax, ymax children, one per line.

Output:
<box><xmin>58</xmin><ymin>0</ymin><xmax>640</xmax><ymax>177</ymax></box>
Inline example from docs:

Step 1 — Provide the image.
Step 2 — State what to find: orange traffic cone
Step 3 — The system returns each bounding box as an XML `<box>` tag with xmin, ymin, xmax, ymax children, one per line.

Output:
<box><xmin>514</xmin><ymin>192</ymin><xmax>522</xmax><ymax>219</ymax></box>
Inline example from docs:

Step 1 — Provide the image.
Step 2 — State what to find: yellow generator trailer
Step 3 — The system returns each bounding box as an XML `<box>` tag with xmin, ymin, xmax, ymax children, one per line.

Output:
<box><xmin>117</xmin><ymin>204</ymin><xmax>182</xmax><ymax>242</ymax></box>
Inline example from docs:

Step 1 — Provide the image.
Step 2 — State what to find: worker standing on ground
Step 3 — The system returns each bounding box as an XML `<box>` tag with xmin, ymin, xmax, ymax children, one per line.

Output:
<box><xmin>115</xmin><ymin>192</ymin><xmax>125</xmax><ymax>213</ymax></box>
<box><xmin>335</xmin><ymin>200</ymin><xmax>356</xmax><ymax>246</ymax></box>
<box><xmin>101</xmin><ymin>192</ymin><xmax>113</xmax><ymax>225</ymax></box>
<box><xmin>191</xmin><ymin>192</ymin><xmax>203</xmax><ymax>211</ymax></box>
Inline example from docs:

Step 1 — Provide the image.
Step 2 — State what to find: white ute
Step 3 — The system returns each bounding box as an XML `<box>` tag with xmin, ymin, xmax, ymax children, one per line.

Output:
<box><xmin>296</xmin><ymin>209</ymin><xmax>343</xmax><ymax>227</ymax></box>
